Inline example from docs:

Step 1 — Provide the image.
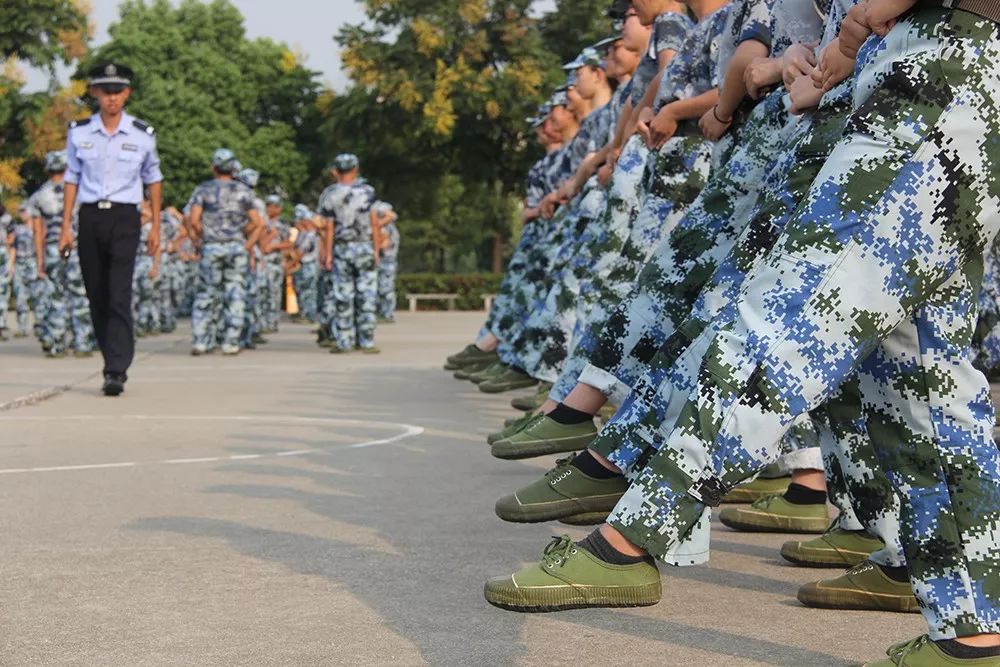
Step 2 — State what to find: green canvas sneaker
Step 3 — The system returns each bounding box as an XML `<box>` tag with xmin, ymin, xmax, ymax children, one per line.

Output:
<box><xmin>781</xmin><ymin>527</ymin><xmax>885</xmax><ymax>567</ymax></box>
<box><xmin>721</xmin><ymin>475</ymin><xmax>792</xmax><ymax>503</ymax></box>
<box><xmin>445</xmin><ymin>344</ymin><xmax>497</xmax><ymax>370</ymax></box>
<box><xmin>487</xmin><ymin>412</ymin><xmax>541</xmax><ymax>445</ymax></box>
<box><xmin>495</xmin><ymin>457</ymin><xmax>627</xmax><ymax>522</ymax></box>
<box><xmin>863</xmin><ymin>636</ymin><xmax>1000</xmax><ymax>666</ymax></box>
<box><xmin>718</xmin><ymin>494</ymin><xmax>829</xmax><ymax>533</ymax></box>
<box><xmin>511</xmin><ymin>384</ymin><xmax>551</xmax><ymax>411</ymax></box>
<box><xmin>453</xmin><ymin>360</ymin><xmax>493</xmax><ymax>380</ymax></box>
<box><xmin>559</xmin><ymin>512</ymin><xmax>610</xmax><ymax>526</ymax></box>
<box><xmin>797</xmin><ymin>560</ymin><xmax>920</xmax><ymax>613</ymax></box>
<box><xmin>468</xmin><ymin>362</ymin><xmax>507</xmax><ymax>384</ymax></box>
<box><xmin>491</xmin><ymin>416</ymin><xmax>598</xmax><ymax>460</ymax></box>
<box><xmin>479</xmin><ymin>368</ymin><xmax>539</xmax><ymax>393</ymax></box>
<box><xmin>484</xmin><ymin>535</ymin><xmax>661</xmax><ymax>611</ymax></box>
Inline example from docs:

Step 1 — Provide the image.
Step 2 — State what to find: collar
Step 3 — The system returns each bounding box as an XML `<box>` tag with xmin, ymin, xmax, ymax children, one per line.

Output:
<box><xmin>91</xmin><ymin>111</ymin><xmax>133</xmax><ymax>136</ymax></box>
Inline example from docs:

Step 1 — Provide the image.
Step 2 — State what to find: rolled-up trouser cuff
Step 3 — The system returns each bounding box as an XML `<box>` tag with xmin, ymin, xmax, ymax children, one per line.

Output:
<box><xmin>609</xmin><ymin>489</ymin><xmax>712</xmax><ymax>566</ymax></box>
<box><xmin>578</xmin><ymin>364</ymin><xmax>631</xmax><ymax>404</ymax></box>
<box><xmin>779</xmin><ymin>446</ymin><xmax>823</xmax><ymax>471</ymax></box>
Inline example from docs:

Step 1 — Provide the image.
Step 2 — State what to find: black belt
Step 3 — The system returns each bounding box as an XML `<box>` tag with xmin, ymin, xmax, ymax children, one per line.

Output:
<box><xmin>81</xmin><ymin>201</ymin><xmax>135</xmax><ymax>210</ymax></box>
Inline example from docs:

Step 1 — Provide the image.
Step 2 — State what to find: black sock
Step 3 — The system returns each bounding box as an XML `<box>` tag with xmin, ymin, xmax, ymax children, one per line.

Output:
<box><xmin>876</xmin><ymin>563</ymin><xmax>910</xmax><ymax>583</ymax></box>
<box><xmin>571</xmin><ymin>451</ymin><xmax>622</xmax><ymax>479</ymax></box>
<box><xmin>782</xmin><ymin>483</ymin><xmax>827</xmax><ymax>505</ymax></box>
<box><xmin>549</xmin><ymin>403</ymin><xmax>594</xmax><ymax>425</ymax></box>
<box><xmin>577</xmin><ymin>529</ymin><xmax>649</xmax><ymax>565</ymax></box>
<box><xmin>936</xmin><ymin>639</ymin><xmax>1000</xmax><ymax>659</ymax></box>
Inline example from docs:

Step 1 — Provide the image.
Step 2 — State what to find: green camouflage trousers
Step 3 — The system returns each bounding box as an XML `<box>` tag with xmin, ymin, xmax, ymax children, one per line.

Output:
<box><xmin>599</xmin><ymin>13</ymin><xmax>1000</xmax><ymax>639</ymax></box>
<box><xmin>192</xmin><ymin>241</ymin><xmax>248</xmax><ymax>352</ymax></box>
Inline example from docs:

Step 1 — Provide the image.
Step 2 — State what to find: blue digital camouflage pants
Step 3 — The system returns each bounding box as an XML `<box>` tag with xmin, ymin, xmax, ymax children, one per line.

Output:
<box><xmin>265</xmin><ymin>255</ymin><xmax>283</xmax><ymax>331</ymax></box>
<box><xmin>318</xmin><ymin>265</ymin><xmax>334</xmax><ymax>332</ymax></box>
<box><xmin>39</xmin><ymin>244</ymin><xmax>94</xmax><ymax>353</ymax></box>
<box><xmin>0</xmin><ymin>246</ymin><xmax>10</xmax><ymax>334</ymax></box>
<box><xmin>192</xmin><ymin>241</ymin><xmax>248</xmax><ymax>352</ymax></box>
<box><xmin>132</xmin><ymin>254</ymin><xmax>160</xmax><ymax>335</ymax></box>
<box><xmin>293</xmin><ymin>260</ymin><xmax>318</xmax><ymax>322</ymax></box>
<box><xmin>12</xmin><ymin>257</ymin><xmax>38</xmax><ymax>336</ymax></box>
<box><xmin>240</xmin><ymin>248</ymin><xmax>266</xmax><ymax>347</ymax></box>
<box><xmin>595</xmin><ymin>14</ymin><xmax>1000</xmax><ymax>639</ymax></box>
<box><xmin>158</xmin><ymin>253</ymin><xmax>177</xmax><ymax>333</ymax></box>
<box><xmin>377</xmin><ymin>253</ymin><xmax>398</xmax><ymax>321</ymax></box>
<box><xmin>972</xmin><ymin>234</ymin><xmax>1000</xmax><ymax>375</ymax></box>
<box><xmin>331</xmin><ymin>241</ymin><xmax>377</xmax><ymax>350</ymax></box>
<box><xmin>512</xmin><ymin>131</ymin><xmax>716</xmax><ymax>384</ymax></box>
<box><xmin>480</xmin><ymin>218</ymin><xmax>545</xmax><ymax>342</ymax></box>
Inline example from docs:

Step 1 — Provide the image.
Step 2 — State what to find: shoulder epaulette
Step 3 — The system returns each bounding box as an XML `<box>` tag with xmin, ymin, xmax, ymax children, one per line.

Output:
<box><xmin>132</xmin><ymin>119</ymin><xmax>155</xmax><ymax>135</ymax></box>
<box><xmin>68</xmin><ymin>117</ymin><xmax>92</xmax><ymax>129</ymax></box>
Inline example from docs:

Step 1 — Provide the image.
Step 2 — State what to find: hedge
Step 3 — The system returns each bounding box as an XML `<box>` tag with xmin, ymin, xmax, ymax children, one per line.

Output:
<box><xmin>395</xmin><ymin>273</ymin><xmax>503</xmax><ymax>310</ymax></box>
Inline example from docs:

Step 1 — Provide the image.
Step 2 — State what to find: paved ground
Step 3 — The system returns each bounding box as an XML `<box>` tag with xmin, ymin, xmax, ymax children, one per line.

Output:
<box><xmin>0</xmin><ymin>312</ymin><xmax>926</xmax><ymax>666</ymax></box>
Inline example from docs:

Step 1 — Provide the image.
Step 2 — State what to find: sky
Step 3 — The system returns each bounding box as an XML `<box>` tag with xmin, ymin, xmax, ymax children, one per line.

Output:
<box><xmin>25</xmin><ymin>0</ymin><xmax>558</xmax><ymax>92</ymax></box>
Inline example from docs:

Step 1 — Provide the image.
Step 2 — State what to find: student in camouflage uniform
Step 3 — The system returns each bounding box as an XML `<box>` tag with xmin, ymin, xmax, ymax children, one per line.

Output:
<box><xmin>10</xmin><ymin>205</ymin><xmax>39</xmax><ymax>338</ymax></box>
<box><xmin>187</xmin><ymin>149</ymin><xmax>263</xmax><ymax>356</ymax></box>
<box><xmin>0</xmin><ymin>205</ymin><xmax>11</xmax><ymax>339</ymax></box>
<box><xmin>487</xmin><ymin>3</ymin><xmax>1000</xmax><ymax>662</ymax></box>
<box><xmin>261</xmin><ymin>195</ymin><xmax>292</xmax><ymax>332</ymax></box>
<box><xmin>372</xmin><ymin>201</ymin><xmax>399</xmax><ymax>323</ymax></box>
<box><xmin>291</xmin><ymin>204</ymin><xmax>320</xmax><ymax>323</ymax></box>
<box><xmin>132</xmin><ymin>199</ymin><xmax>161</xmax><ymax>337</ymax></box>
<box><xmin>156</xmin><ymin>207</ymin><xmax>183</xmax><ymax>333</ymax></box>
<box><xmin>235</xmin><ymin>167</ymin><xmax>267</xmax><ymax>349</ymax></box>
<box><xmin>317</xmin><ymin>153</ymin><xmax>379</xmax><ymax>353</ymax></box>
<box><xmin>27</xmin><ymin>150</ymin><xmax>96</xmax><ymax>357</ymax></box>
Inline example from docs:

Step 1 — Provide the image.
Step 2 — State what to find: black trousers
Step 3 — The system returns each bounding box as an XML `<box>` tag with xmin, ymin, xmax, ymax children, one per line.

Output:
<box><xmin>77</xmin><ymin>204</ymin><xmax>140</xmax><ymax>377</ymax></box>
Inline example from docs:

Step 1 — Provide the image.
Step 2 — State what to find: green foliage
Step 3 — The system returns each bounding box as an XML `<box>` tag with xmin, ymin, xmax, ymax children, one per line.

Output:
<box><xmin>539</xmin><ymin>0</ymin><xmax>616</xmax><ymax>64</ymax></box>
<box><xmin>396</xmin><ymin>272</ymin><xmax>503</xmax><ymax>310</ymax></box>
<box><xmin>0</xmin><ymin>0</ymin><xmax>89</xmax><ymax>69</ymax></box>
<box><xmin>80</xmin><ymin>0</ymin><xmax>323</xmax><ymax>206</ymax></box>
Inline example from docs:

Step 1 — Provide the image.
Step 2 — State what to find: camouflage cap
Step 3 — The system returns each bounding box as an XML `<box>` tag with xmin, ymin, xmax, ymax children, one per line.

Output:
<box><xmin>563</xmin><ymin>47</ymin><xmax>605</xmax><ymax>71</ymax></box>
<box><xmin>44</xmin><ymin>150</ymin><xmax>68</xmax><ymax>172</ymax></box>
<box><xmin>550</xmin><ymin>89</ymin><xmax>569</xmax><ymax>107</ymax></box>
<box><xmin>236</xmin><ymin>168</ymin><xmax>260</xmax><ymax>188</ymax></box>
<box><xmin>294</xmin><ymin>204</ymin><xmax>313</xmax><ymax>221</ymax></box>
<box><xmin>265</xmin><ymin>194</ymin><xmax>283</xmax><ymax>206</ymax></box>
<box><xmin>592</xmin><ymin>35</ymin><xmax>620</xmax><ymax>51</ymax></box>
<box><xmin>211</xmin><ymin>148</ymin><xmax>238</xmax><ymax>174</ymax></box>
<box><xmin>331</xmin><ymin>153</ymin><xmax>360</xmax><ymax>172</ymax></box>
<box><xmin>373</xmin><ymin>201</ymin><xmax>394</xmax><ymax>215</ymax></box>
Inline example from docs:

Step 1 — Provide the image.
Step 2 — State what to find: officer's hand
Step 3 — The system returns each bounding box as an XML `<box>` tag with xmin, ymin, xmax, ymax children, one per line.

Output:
<box><xmin>58</xmin><ymin>228</ymin><xmax>74</xmax><ymax>257</ymax></box>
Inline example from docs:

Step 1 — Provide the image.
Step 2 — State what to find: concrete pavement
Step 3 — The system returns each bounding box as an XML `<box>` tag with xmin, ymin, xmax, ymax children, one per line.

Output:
<box><xmin>0</xmin><ymin>313</ymin><xmax>926</xmax><ymax>665</ymax></box>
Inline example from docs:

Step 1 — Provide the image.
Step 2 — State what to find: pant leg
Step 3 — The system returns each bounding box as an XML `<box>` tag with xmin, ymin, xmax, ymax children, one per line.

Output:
<box><xmin>377</xmin><ymin>255</ymin><xmax>397</xmax><ymax>320</ymax></box>
<box><xmin>601</xmin><ymin>11</ymin><xmax>1000</xmax><ymax>593</ymax></box>
<box><xmin>0</xmin><ymin>247</ymin><xmax>10</xmax><ymax>333</ymax></box>
<box><xmin>221</xmin><ymin>244</ymin><xmax>248</xmax><ymax>350</ymax></box>
<box><xmin>332</xmin><ymin>244</ymin><xmax>357</xmax><ymax>349</ymax></box>
<box><xmin>92</xmin><ymin>207</ymin><xmax>140</xmax><ymax>375</ymax></box>
<box><xmin>353</xmin><ymin>244</ymin><xmax>378</xmax><ymax>349</ymax></box>
<box><xmin>43</xmin><ymin>245</ymin><xmax>69</xmax><ymax>352</ymax></box>
<box><xmin>191</xmin><ymin>245</ymin><xmax>224</xmax><ymax>350</ymax></box>
<box><xmin>13</xmin><ymin>259</ymin><xmax>35</xmax><ymax>335</ymax></box>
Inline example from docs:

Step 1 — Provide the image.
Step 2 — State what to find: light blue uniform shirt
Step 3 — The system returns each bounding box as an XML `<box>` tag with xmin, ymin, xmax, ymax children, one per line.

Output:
<box><xmin>64</xmin><ymin>111</ymin><xmax>163</xmax><ymax>204</ymax></box>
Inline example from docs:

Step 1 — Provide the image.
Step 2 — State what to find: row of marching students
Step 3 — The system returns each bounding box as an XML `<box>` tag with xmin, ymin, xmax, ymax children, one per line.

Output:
<box><xmin>444</xmin><ymin>0</ymin><xmax>1000</xmax><ymax>663</ymax></box>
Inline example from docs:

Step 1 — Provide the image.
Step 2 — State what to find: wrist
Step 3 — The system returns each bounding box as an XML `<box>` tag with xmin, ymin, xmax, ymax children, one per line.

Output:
<box><xmin>712</xmin><ymin>105</ymin><xmax>733</xmax><ymax>124</ymax></box>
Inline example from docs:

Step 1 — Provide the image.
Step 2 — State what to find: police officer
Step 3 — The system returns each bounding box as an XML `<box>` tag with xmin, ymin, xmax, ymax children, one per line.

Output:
<box><xmin>61</xmin><ymin>63</ymin><xmax>162</xmax><ymax>396</ymax></box>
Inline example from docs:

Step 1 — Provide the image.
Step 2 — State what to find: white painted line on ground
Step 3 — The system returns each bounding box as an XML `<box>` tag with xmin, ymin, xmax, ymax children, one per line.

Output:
<box><xmin>0</xmin><ymin>416</ymin><xmax>424</xmax><ymax>475</ymax></box>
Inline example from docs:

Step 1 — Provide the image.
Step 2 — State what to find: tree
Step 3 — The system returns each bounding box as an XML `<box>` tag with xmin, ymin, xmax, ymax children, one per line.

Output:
<box><xmin>81</xmin><ymin>0</ymin><xmax>323</xmax><ymax>206</ymax></box>
<box><xmin>539</xmin><ymin>0</ymin><xmax>616</xmax><ymax>64</ymax></box>
<box><xmin>0</xmin><ymin>0</ymin><xmax>90</xmax><ymax>70</ymax></box>
<box><xmin>324</xmin><ymin>0</ymin><xmax>571</xmax><ymax>272</ymax></box>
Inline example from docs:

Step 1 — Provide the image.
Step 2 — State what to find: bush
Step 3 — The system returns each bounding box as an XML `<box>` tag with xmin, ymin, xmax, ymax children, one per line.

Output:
<box><xmin>396</xmin><ymin>273</ymin><xmax>503</xmax><ymax>310</ymax></box>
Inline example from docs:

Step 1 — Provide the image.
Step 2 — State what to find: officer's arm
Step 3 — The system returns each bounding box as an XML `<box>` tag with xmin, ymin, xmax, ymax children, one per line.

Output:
<box><xmin>61</xmin><ymin>135</ymin><xmax>80</xmax><ymax>252</ymax></box>
<box><xmin>147</xmin><ymin>181</ymin><xmax>162</xmax><ymax>255</ymax></box>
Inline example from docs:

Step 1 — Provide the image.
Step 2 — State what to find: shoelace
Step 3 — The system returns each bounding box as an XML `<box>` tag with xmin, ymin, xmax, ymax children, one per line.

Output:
<box><xmin>540</xmin><ymin>535</ymin><xmax>577</xmax><ymax>569</ymax></box>
<box><xmin>543</xmin><ymin>456</ymin><xmax>576</xmax><ymax>481</ymax></box>
<box><xmin>884</xmin><ymin>635</ymin><xmax>931</xmax><ymax>665</ymax></box>
<box><xmin>749</xmin><ymin>493</ymin><xmax>784</xmax><ymax>509</ymax></box>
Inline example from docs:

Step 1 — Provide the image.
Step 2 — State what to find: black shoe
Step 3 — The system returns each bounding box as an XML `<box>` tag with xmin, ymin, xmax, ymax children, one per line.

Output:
<box><xmin>102</xmin><ymin>373</ymin><xmax>126</xmax><ymax>397</ymax></box>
